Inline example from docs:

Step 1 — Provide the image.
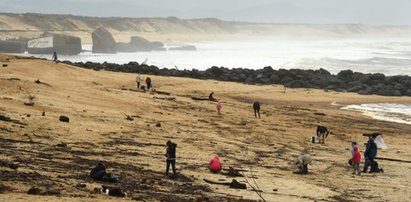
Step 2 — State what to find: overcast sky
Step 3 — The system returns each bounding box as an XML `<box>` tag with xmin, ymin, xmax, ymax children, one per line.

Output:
<box><xmin>1</xmin><ymin>0</ymin><xmax>410</xmax><ymax>25</ymax></box>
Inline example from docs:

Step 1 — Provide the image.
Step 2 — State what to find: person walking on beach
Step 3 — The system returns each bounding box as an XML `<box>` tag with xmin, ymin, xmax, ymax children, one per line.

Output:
<box><xmin>351</xmin><ymin>142</ymin><xmax>361</xmax><ymax>176</ymax></box>
<box><xmin>363</xmin><ymin>136</ymin><xmax>377</xmax><ymax>173</ymax></box>
<box><xmin>145</xmin><ymin>77</ymin><xmax>152</xmax><ymax>90</ymax></box>
<box><xmin>253</xmin><ymin>101</ymin><xmax>261</xmax><ymax>118</ymax></box>
<box><xmin>135</xmin><ymin>74</ymin><xmax>142</xmax><ymax>89</ymax></box>
<box><xmin>52</xmin><ymin>51</ymin><xmax>58</xmax><ymax>62</ymax></box>
<box><xmin>216</xmin><ymin>101</ymin><xmax>222</xmax><ymax>115</ymax></box>
<box><xmin>165</xmin><ymin>140</ymin><xmax>177</xmax><ymax>178</ymax></box>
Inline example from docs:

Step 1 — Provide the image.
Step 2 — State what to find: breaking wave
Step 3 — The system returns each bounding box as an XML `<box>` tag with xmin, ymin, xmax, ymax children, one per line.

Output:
<box><xmin>342</xmin><ymin>103</ymin><xmax>411</xmax><ymax>125</ymax></box>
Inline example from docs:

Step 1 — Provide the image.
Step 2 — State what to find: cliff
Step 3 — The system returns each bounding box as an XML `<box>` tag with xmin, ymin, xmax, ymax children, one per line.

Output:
<box><xmin>1</xmin><ymin>13</ymin><xmax>411</xmax><ymax>44</ymax></box>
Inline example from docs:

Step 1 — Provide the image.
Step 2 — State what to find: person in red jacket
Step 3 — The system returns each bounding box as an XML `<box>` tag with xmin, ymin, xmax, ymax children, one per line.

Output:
<box><xmin>352</xmin><ymin>145</ymin><xmax>361</xmax><ymax>176</ymax></box>
<box><xmin>209</xmin><ymin>156</ymin><xmax>222</xmax><ymax>173</ymax></box>
<box><xmin>145</xmin><ymin>77</ymin><xmax>152</xmax><ymax>90</ymax></box>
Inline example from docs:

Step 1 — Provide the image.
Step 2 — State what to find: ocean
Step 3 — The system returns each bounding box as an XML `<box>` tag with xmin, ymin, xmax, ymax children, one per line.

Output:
<box><xmin>342</xmin><ymin>103</ymin><xmax>411</xmax><ymax>125</ymax></box>
<box><xmin>18</xmin><ymin>37</ymin><xmax>411</xmax><ymax>125</ymax></box>
<box><xmin>25</xmin><ymin>38</ymin><xmax>411</xmax><ymax>75</ymax></box>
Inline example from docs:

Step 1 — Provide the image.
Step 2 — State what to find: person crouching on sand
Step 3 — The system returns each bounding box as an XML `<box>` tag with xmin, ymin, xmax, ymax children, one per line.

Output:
<box><xmin>293</xmin><ymin>154</ymin><xmax>312</xmax><ymax>174</ymax></box>
<box><xmin>216</xmin><ymin>101</ymin><xmax>222</xmax><ymax>114</ymax></box>
<box><xmin>209</xmin><ymin>156</ymin><xmax>222</xmax><ymax>173</ymax></box>
<box><xmin>351</xmin><ymin>142</ymin><xmax>361</xmax><ymax>176</ymax></box>
<box><xmin>165</xmin><ymin>140</ymin><xmax>177</xmax><ymax>178</ymax></box>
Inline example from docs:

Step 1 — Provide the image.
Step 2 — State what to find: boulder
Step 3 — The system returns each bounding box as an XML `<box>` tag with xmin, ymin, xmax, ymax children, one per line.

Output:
<box><xmin>367</xmin><ymin>73</ymin><xmax>386</xmax><ymax>85</ymax></box>
<box><xmin>285</xmin><ymin>80</ymin><xmax>305</xmax><ymax>88</ymax></box>
<box><xmin>59</xmin><ymin>115</ymin><xmax>70</xmax><ymax>123</ymax></box>
<box><xmin>347</xmin><ymin>84</ymin><xmax>366</xmax><ymax>92</ymax></box>
<box><xmin>311</xmin><ymin>77</ymin><xmax>330</xmax><ymax>88</ymax></box>
<box><xmin>0</xmin><ymin>40</ymin><xmax>27</xmax><ymax>53</ymax></box>
<box><xmin>92</xmin><ymin>27</ymin><xmax>117</xmax><ymax>53</ymax></box>
<box><xmin>270</xmin><ymin>74</ymin><xmax>280</xmax><ymax>83</ymax></box>
<box><xmin>336</xmin><ymin>69</ymin><xmax>354</xmax><ymax>82</ymax></box>
<box><xmin>405</xmin><ymin>89</ymin><xmax>411</xmax><ymax>96</ymax></box>
<box><xmin>373</xmin><ymin>84</ymin><xmax>394</xmax><ymax>96</ymax></box>
<box><xmin>394</xmin><ymin>83</ymin><xmax>407</xmax><ymax>94</ymax></box>
<box><xmin>359</xmin><ymin>88</ymin><xmax>372</xmax><ymax>95</ymax></box>
<box><xmin>347</xmin><ymin>81</ymin><xmax>363</xmax><ymax>88</ymax></box>
<box><xmin>116</xmin><ymin>36</ymin><xmax>165</xmax><ymax>52</ymax></box>
<box><xmin>392</xmin><ymin>90</ymin><xmax>402</xmax><ymax>96</ymax></box>
<box><xmin>358</xmin><ymin>73</ymin><xmax>372</xmax><ymax>83</ymax></box>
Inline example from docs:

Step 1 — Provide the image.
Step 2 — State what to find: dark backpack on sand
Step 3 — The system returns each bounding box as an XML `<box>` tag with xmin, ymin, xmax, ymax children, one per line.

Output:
<box><xmin>102</xmin><ymin>173</ymin><xmax>120</xmax><ymax>183</ymax></box>
<box><xmin>370</xmin><ymin>161</ymin><xmax>380</xmax><ymax>173</ymax></box>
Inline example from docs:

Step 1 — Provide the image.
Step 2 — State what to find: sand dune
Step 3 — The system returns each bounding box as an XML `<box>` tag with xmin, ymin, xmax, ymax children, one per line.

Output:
<box><xmin>2</xmin><ymin>13</ymin><xmax>411</xmax><ymax>44</ymax></box>
<box><xmin>0</xmin><ymin>54</ymin><xmax>411</xmax><ymax>201</ymax></box>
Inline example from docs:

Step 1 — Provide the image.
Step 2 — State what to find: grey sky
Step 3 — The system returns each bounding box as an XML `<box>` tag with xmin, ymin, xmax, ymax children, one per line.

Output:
<box><xmin>0</xmin><ymin>0</ymin><xmax>410</xmax><ymax>25</ymax></box>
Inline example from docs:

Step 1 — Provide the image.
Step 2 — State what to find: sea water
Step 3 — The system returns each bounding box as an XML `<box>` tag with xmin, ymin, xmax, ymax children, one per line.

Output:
<box><xmin>24</xmin><ymin>38</ymin><xmax>411</xmax><ymax>76</ymax></box>
<box><xmin>342</xmin><ymin>103</ymin><xmax>411</xmax><ymax>125</ymax></box>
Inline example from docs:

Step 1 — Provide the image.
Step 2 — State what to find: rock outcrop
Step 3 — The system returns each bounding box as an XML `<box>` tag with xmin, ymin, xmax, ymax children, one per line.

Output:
<box><xmin>92</xmin><ymin>27</ymin><xmax>116</xmax><ymax>53</ymax></box>
<box><xmin>27</xmin><ymin>33</ymin><xmax>81</xmax><ymax>55</ymax></box>
<box><xmin>116</xmin><ymin>36</ymin><xmax>165</xmax><ymax>52</ymax></box>
<box><xmin>0</xmin><ymin>40</ymin><xmax>27</xmax><ymax>53</ymax></box>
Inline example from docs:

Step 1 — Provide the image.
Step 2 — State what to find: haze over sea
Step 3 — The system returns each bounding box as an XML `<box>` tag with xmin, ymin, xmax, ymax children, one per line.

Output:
<box><xmin>25</xmin><ymin>37</ymin><xmax>411</xmax><ymax>76</ymax></box>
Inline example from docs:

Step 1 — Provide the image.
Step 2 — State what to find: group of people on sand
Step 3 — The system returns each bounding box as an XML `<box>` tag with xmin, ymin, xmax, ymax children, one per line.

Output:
<box><xmin>350</xmin><ymin>135</ymin><xmax>384</xmax><ymax>176</ymax></box>
<box><xmin>291</xmin><ymin>125</ymin><xmax>385</xmax><ymax>176</ymax></box>
<box><xmin>135</xmin><ymin>74</ymin><xmax>152</xmax><ymax>90</ymax></box>
<box><xmin>128</xmin><ymin>74</ymin><xmax>384</xmax><ymax>179</ymax></box>
<box><xmin>209</xmin><ymin>92</ymin><xmax>261</xmax><ymax>118</ymax></box>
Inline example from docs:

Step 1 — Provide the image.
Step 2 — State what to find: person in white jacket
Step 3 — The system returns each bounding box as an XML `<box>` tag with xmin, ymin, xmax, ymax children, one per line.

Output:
<box><xmin>293</xmin><ymin>154</ymin><xmax>312</xmax><ymax>174</ymax></box>
<box><xmin>136</xmin><ymin>74</ymin><xmax>142</xmax><ymax>89</ymax></box>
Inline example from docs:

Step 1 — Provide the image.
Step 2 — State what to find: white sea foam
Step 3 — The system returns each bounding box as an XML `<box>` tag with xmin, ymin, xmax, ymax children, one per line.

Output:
<box><xmin>20</xmin><ymin>37</ymin><xmax>411</xmax><ymax>76</ymax></box>
<box><xmin>342</xmin><ymin>103</ymin><xmax>411</xmax><ymax>125</ymax></box>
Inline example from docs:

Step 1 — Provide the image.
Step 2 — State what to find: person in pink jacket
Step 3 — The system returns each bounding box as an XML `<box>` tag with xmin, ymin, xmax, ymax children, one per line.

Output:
<box><xmin>352</xmin><ymin>144</ymin><xmax>361</xmax><ymax>176</ymax></box>
<box><xmin>209</xmin><ymin>156</ymin><xmax>222</xmax><ymax>173</ymax></box>
<box><xmin>216</xmin><ymin>101</ymin><xmax>222</xmax><ymax>114</ymax></box>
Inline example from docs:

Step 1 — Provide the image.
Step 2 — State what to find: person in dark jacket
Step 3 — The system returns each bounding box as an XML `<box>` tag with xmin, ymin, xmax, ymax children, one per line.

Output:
<box><xmin>52</xmin><ymin>51</ymin><xmax>58</xmax><ymax>62</ymax></box>
<box><xmin>90</xmin><ymin>162</ymin><xmax>120</xmax><ymax>182</ymax></box>
<box><xmin>165</xmin><ymin>140</ymin><xmax>177</xmax><ymax>178</ymax></box>
<box><xmin>363</xmin><ymin>136</ymin><xmax>378</xmax><ymax>173</ymax></box>
<box><xmin>90</xmin><ymin>162</ymin><xmax>107</xmax><ymax>180</ymax></box>
<box><xmin>145</xmin><ymin>77</ymin><xmax>152</xmax><ymax>90</ymax></box>
<box><xmin>209</xmin><ymin>92</ymin><xmax>216</xmax><ymax>101</ymax></box>
<box><xmin>253</xmin><ymin>101</ymin><xmax>261</xmax><ymax>118</ymax></box>
<box><xmin>316</xmin><ymin>125</ymin><xmax>330</xmax><ymax>144</ymax></box>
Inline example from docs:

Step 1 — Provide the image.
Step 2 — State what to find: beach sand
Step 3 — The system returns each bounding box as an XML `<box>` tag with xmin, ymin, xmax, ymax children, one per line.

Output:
<box><xmin>0</xmin><ymin>54</ymin><xmax>411</xmax><ymax>201</ymax></box>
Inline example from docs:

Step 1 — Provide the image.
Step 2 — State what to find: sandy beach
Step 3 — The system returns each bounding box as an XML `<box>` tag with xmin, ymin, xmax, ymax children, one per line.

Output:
<box><xmin>1</xmin><ymin>54</ymin><xmax>411</xmax><ymax>201</ymax></box>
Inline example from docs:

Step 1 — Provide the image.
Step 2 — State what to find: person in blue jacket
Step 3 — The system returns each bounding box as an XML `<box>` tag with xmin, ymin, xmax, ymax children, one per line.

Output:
<box><xmin>363</xmin><ymin>136</ymin><xmax>377</xmax><ymax>173</ymax></box>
